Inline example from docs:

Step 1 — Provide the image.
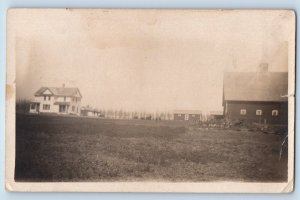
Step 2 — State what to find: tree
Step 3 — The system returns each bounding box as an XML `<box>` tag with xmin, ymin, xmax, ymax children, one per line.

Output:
<box><xmin>118</xmin><ymin>109</ymin><xmax>124</xmax><ymax>119</ymax></box>
<box><xmin>16</xmin><ymin>99</ymin><xmax>31</xmax><ymax>113</ymax></box>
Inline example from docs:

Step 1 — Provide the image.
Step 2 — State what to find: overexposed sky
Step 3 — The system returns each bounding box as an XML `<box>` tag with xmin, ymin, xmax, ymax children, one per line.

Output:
<box><xmin>13</xmin><ymin>10</ymin><xmax>292</xmax><ymax>112</ymax></box>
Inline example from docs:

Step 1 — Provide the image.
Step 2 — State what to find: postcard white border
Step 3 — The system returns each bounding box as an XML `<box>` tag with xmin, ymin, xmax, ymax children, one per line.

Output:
<box><xmin>5</xmin><ymin>9</ymin><xmax>295</xmax><ymax>193</ymax></box>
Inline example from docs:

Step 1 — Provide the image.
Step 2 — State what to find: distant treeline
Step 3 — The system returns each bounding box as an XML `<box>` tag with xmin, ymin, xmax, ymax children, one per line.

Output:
<box><xmin>92</xmin><ymin>109</ymin><xmax>174</xmax><ymax>120</ymax></box>
<box><xmin>15</xmin><ymin>99</ymin><xmax>214</xmax><ymax>122</ymax></box>
<box><xmin>16</xmin><ymin>99</ymin><xmax>31</xmax><ymax>113</ymax></box>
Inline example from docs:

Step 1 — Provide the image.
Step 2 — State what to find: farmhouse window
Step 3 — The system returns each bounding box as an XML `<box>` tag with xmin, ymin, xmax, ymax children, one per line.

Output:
<box><xmin>44</xmin><ymin>96</ymin><xmax>46</xmax><ymax>101</ymax></box>
<box><xmin>64</xmin><ymin>96</ymin><xmax>66</xmax><ymax>101</ymax></box>
<box><xmin>48</xmin><ymin>96</ymin><xmax>51</xmax><ymax>100</ymax></box>
<box><xmin>272</xmin><ymin>110</ymin><xmax>279</xmax><ymax>116</ymax></box>
<box><xmin>256</xmin><ymin>110</ymin><xmax>262</xmax><ymax>116</ymax></box>
<box><xmin>43</xmin><ymin>104</ymin><xmax>50</xmax><ymax>110</ymax></box>
<box><xmin>240</xmin><ymin>109</ymin><xmax>246</xmax><ymax>115</ymax></box>
<box><xmin>72</xmin><ymin>106</ymin><xmax>75</xmax><ymax>111</ymax></box>
<box><xmin>178</xmin><ymin>114</ymin><xmax>181</xmax><ymax>117</ymax></box>
<box><xmin>30</xmin><ymin>104</ymin><xmax>36</xmax><ymax>109</ymax></box>
<box><xmin>192</xmin><ymin>114</ymin><xmax>195</xmax><ymax>117</ymax></box>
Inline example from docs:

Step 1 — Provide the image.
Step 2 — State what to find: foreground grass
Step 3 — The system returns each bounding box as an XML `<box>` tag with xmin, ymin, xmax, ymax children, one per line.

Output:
<box><xmin>15</xmin><ymin>114</ymin><xmax>288</xmax><ymax>182</ymax></box>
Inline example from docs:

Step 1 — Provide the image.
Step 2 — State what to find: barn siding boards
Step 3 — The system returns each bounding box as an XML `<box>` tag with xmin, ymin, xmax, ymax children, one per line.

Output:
<box><xmin>224</xmin><ymin>101</ymin><xmax>288</xmax><ymax>124</ymax></box>
<box><xmin>174</xmin><ymin>114</ymin><xmax>186</xmax><ymax>121</ymax></box>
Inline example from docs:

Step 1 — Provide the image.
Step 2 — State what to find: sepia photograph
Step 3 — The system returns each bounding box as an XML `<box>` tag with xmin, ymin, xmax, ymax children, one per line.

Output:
<box><xmin>5</xmin><ymin>9</ymin><xmax>295</xmax><ymax>192</ymax></box>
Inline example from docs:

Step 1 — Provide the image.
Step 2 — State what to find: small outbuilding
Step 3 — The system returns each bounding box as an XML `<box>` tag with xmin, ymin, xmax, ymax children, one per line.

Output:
<box><xmin>81</xmin><ymin>107</ymin><xmax>99</xmax><ymax>117</ymax></box>
<box><xmin>173</xmin><ymin>110</ymin><xmax>202</xmax><ymax>121</ymax></box>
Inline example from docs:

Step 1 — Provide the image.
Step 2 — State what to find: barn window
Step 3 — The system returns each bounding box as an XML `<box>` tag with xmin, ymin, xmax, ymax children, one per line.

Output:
<box><xmin>272</xmin><ymin>110</ymin><xmax>278</xmax><ymax>116</ymax></box>
<box><xmin>43</xmin><ymin>104</ymin><xmax>50</xmax><ymax>110</ymax></box>
<box><xmin>256</xmin><ymin>110</ymin><xmax>262</xmax><ymax>115</ymax></box>
<box><xmin>240</xmin><ymin>109</ymin><xmax>246</xmax><ymax>115</ymax></box>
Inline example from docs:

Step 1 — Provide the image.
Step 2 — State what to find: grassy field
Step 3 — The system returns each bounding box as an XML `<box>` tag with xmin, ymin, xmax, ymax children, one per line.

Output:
<box><xmin>15</xmin><ymin>113</ymin><xmax>288</xmax><ymax>182</ymax></box>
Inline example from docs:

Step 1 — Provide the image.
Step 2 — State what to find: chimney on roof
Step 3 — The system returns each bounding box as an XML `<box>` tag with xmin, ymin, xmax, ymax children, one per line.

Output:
<box><xmin>259</xmin><ymin>63</ymin><xmax>268</xmax><ymax>72</ymax></box>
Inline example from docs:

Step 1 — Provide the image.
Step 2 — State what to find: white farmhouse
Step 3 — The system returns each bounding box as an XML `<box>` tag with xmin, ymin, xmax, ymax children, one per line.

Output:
<box><xmin>29</xmin><ymin>85</ymin><xmax>82</xmax><ymax>115</ymax></box>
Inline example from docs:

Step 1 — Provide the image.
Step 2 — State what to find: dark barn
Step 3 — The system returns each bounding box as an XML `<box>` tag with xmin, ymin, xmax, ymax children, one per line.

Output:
<box><xmin>223</xmin><ymin>66</ymin><xmax>288</xmax><ymax>125</ymax></box>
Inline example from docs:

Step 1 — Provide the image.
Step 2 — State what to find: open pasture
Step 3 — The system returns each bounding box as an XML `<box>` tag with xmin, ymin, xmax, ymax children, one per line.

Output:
<box><xmin>15</xmin><ymin>114</ymin><xmax>287</xmax><ymax>182</ymax></box>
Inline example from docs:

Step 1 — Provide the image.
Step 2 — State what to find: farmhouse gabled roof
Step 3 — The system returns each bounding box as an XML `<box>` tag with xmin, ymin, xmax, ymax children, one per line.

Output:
<box><xmin>223</xmin><ymin>72</ymin><xmax>288</xmax><ymax>102</ymax></box>
<box><xmin>34</xmin><ymin>87</ymin><xmax>82</xmax><ymax>97</ymax></box>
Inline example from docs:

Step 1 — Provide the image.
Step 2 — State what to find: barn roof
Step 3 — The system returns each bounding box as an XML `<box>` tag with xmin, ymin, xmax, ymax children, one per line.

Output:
<box><xmin>34</xmin><ymin>87</ymin><xmax>82</xmax><ymax>97</ymax></box>
<box><xmin>174</xmin><ymin>110</ymin><xmax>202</xmax><ymax>114</ymax></box>
<box><xmin>210</xmin><ymin>111</ymin><xmax>223</xmax><ymax>116</ymax></box>
<box><xmin>223</xmin><ymin>72</ymin><xmax>288</xmax><ymax>102</ymax></box>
